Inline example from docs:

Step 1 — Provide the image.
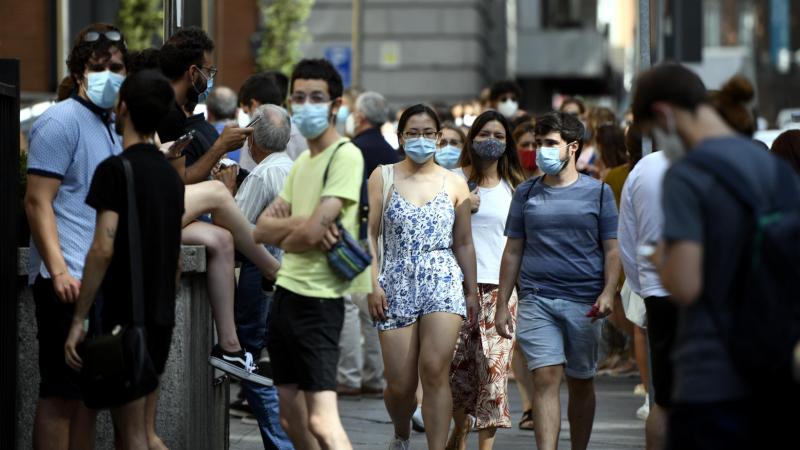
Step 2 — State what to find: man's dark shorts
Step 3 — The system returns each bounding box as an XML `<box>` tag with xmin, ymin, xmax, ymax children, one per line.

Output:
<box><xmin>267</xmin><ymin>287</ymin><xmax>344</xmax><ymax>391</ymax></box>
<box><xmin>33</xmin><ymin>275</ymin><xmax>82</xmax><ymax>399</ymax></box>
<box><xmin>644</xmin><ymin>296</ymin><xmax>677</xmax><ymax>407</ymax></box>
<box><xmin>145</xmin><ymin>325</ymin><xmax>173</xmax><ymax>375</ymax></box>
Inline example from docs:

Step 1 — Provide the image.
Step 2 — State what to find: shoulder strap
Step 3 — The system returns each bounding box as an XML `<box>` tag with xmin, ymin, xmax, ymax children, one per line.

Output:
<box><xmin>685</xmin><ymin>151</ymin><xmax>761</xmax><ymax>213</ymax></box>
<box><xmin>121</xmin><ymin>157</ymin><xmax>145</xmax><ymax>326</ymax></box>
<box><xmin>321</xmin><ymin>140</ymin><xmax>350</xmax><ymax>187</ymax></box>
<box><xmin>524</xmin><ymin>176</ymin><xmax>541</xmax><ymax>200</ymax></box>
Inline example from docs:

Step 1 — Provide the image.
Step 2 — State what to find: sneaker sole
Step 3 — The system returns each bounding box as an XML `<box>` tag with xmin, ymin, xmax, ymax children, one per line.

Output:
<box><xmin>208</xmin><ymin>356</ymin><xmax>274</xmax><ymax>387</ymax></box>
<box><xmin>229</xmin><ymin>408</ymin><xmax>254</xmax><ymax>419</ymax></box>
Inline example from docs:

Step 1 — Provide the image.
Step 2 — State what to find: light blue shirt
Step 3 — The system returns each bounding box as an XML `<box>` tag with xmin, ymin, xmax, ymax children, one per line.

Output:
<box><xmin>26</xmin><ymin>97</ymin><xmax>122</xmax><ymax>284</ymax></box>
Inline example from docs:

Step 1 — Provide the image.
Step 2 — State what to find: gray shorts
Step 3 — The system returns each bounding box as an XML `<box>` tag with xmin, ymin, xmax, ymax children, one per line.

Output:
<box><xmin>515</xmin><ymin>294</ymin><xmax>602</xmax><ymax>379</ymax></box>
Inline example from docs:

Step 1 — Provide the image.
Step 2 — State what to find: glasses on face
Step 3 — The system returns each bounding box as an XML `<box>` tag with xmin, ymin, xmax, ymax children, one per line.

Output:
<box><xmin>290</xmin><ymin>92</ymin><xmax>331</xmax><ymax>105</ymax></box>
<box><xmin>440</xmin><ymin>139</ymin><xmax>462</xmax><ymax>147</ymax></box>
<box><xmin>83</xmin><ymin>30</ymin><xmax>122</xmax><ymax>43</ymax></box>
<box><xmin>403</xmin><ymin>130</ymin><xmax>439</xmax><ymax>140</ymax></box>
<box><xmin>198</xmin><ymin>65</ymin><xmax>218</xmax><ymax>79</ymax></box>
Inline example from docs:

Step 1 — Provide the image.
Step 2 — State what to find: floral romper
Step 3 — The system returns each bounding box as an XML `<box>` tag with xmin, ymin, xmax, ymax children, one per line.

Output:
<box><xmin>376</xmin><ymin>176</ymin><xmax>466</xmax><ymax>331</ymax></box>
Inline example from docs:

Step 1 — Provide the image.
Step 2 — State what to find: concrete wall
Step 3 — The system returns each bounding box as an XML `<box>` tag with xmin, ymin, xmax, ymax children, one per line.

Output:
<box><xmin>16</xmin><ymin>246</ymin><xmax>229</xmax><ymax>450</ymax></box>
<box><xmin>301</xmin><ymin>0</ymin><xmax>508</xmax><ymax>106</ymax></box>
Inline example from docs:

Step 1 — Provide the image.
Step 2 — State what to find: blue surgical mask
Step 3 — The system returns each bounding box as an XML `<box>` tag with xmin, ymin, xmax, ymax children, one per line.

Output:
<box><xmin>86</xmin><ymin>70</ymin><xmax>124</xmax><ymax>109</ymax></box>
<box><xmin>198</xmin><ymin>75</ymin><xmax>213</xmax><ymax>103</ymax></box>
<box><xmin>292</xmin><ymin>102</ymin><xmax>331</xmax><ymax>139</ymax></box>
<box><xmin>435</xmin><ymin>145</ymin><xmax>461</xmax><ymax>168</ymax></box>
<box><xmin>536</xmin><ymin>146</ymin><xmax>568</xmax><ymax>175</ymax></box>
<box><xmin>404</xmin><ymin>137</ymin><xmax>437</xmax><ymax>164</ymax></box>
<box><xmin>336</xmin><ymin>105</ymin><xmax>349</xmax><ymax>125</ymax></box>
<box><xmin>472</xmin><ymin>138</ymin><xmax>506</xmax><ymax>161</ymax></box>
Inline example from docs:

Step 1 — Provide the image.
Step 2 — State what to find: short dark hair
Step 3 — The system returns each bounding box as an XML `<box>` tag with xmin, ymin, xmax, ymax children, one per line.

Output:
<box><xmin>596</xmin><ymin>124</ymin><xmax>628</xmax><ymax>169</ymax></box>
<box><xmin>626</xmin><ymin>123</ymin><xmax>644</xmax><ymax>169</ymax></box>
<box><xmin>67</xmin><ymin>23</ymin><xmax>128</xmax><ymax>85</ymax></box>
<box><xmin>397</xmin><ymin>104</ymin><xmax>441</xmax><ymax>135</ymax></box>
<box><xmin>534</xmin><ymin>111</ymin><xmax>586</xmax><ymax>159</ymax></box>
<box><xmin>631</xmin><ymin>63</ymin><xmax>708</xmax><ymax>123</ymax></box>
<box><xmin>290</xmin><ymin>59</ymin><xmax>343</xmax><ymax>100</ymax></box>
<box><xmin>127</xmin><ymin>48</ymin><xmax>161</xmax><ymax>75</ymax></box>
<box><xmin>771</xmin><ymin>129</ymin><xmax>800</xmax><ymax>175</ymax></box>
<box><xmin>119</xmin><ymin>69</ymin><xmax>175</xmax><ymax>135</ymax></box>
<box><xmin>263</xmin><ymin>70</ymin><xmax>289</xmax><ymax>101</ymax></box>
<box><xmin>489</xmin><ymin>80</ymin><xmax>522</xmax><ymax>102</ymax></box>
<box><xmin>239</xmin><ymin>73</ymin><xmax>283</xmax><ymax>107</ymax></box>
<box><xmin>159</xmin><ymin>27</ymin><xmax>214</xmax><ymax>81</ymax></box>
<box><xmin>560</xmin><ymin>96</ymin><xmax>586</xmax><ymax>115</ymax></box>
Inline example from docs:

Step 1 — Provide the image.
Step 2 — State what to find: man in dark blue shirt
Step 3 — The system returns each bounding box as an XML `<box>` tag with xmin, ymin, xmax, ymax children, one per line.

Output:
<box><xmin>337</xmin><ymin>91</ymin><xmax>399</xmax><ymax>397</ymax></box>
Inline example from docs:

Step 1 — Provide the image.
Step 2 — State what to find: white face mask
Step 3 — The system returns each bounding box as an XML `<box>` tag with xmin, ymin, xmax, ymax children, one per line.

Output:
<box><xmin>345</xmin><ymin>113</ymin><xmax>356</xmax><ymax>137</ymax></box>
<box><xmin>652</xmin><ymin>111</ymin><xmax>686</xmax><ymax>163</ymax></box>
<box><xmin>498</xmin><ymin>99</ymin><xmax>519</xmax><ymax>118</ymax></box>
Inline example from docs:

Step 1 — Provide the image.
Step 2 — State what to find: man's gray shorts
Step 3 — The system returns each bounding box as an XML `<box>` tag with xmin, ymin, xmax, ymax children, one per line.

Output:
<box><xmin>515</xmin><ymin>294</ymin><xmax>602</xmax><ymax>379</ymax></box>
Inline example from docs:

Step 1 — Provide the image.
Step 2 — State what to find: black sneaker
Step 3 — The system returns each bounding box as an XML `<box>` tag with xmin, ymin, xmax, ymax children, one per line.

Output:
<box><xmin>229</xmin><ymin>398</ymin><xmax>254</xmax><ymax>419</ymax></box>
<box><xmin>208</xmin><ymin>345</ymin><xmax>273</xmax><ymax>386</ymax></box>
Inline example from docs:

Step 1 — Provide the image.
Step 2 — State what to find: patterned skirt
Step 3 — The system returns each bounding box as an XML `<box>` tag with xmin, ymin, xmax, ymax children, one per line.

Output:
<box><xmin>450</xmin><ymin>284</ymin><xmax>518</xmax><ymax>429</ymax></box>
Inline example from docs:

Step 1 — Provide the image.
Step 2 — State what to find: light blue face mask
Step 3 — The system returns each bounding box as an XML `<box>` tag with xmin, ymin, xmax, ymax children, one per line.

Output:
<box><xmin>404</xmin><ymin>137</ymin><xmax>438</xmax><ymax>164</ymax></box>
<box><xmin>86</xmin><ymin>70</ymin><xmax>125</xmax><ymax>109</ymax></box>
<box><xmin>336</xmin><ymin>105</ymin><xmax>349</xmax><ymax>125</ymax></box>
<box><xmin>435</xmin><ymin>145</ymin><xmax>461</xmax><ymax>169</ymax></box>
<box><xmin>536</xmin><ymin>146</ymin><xmax>568</xmax><ymax>175</ymax></box>
<box><xmin>292</xmin><ymin>102</ymin><xmax>331</xmax><ymax>139</ymax></box>
<box><xmin>198</xmin><ymin>75</ymin><xmax>213</xmax><ymax>103</ymax></box>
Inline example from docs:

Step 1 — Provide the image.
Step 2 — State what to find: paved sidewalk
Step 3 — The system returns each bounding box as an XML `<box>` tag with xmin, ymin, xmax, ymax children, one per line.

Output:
<box><xmin>230</xmin><ymin>376</ymin><xmax>646</xmax><ymax>449</ymax></box>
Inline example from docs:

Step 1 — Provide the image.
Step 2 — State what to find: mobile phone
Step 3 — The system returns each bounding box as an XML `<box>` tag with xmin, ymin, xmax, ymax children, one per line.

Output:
<box><xmin>586</xmin><ymin>305</ymin><xmax>600</xmax><ymax>318</ymax></box>
<box><xmin>171</xmin><ymin>129</ymin><xmax>196</xmax><ymax>149</ymax></box>
<box><xmin>219</xmin><ymin>158</ymin><xmax>238</xmax><ymax>168</ymax></box>
<box><xmin>467</xmin><ymin>181</ymin><xmax>478</xmax><ymax>192</ymax></box>
<box><xmin>246</xmin><ymin>115</ymin><xmax>262</xmax><ymax>128</ymax></box>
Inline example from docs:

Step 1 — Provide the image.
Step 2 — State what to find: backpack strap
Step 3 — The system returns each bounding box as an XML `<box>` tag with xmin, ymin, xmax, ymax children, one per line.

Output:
<box><xmin>321</xmin><ymin>141</ymin><xmax>370</xmax><ymax>240</ymax></box>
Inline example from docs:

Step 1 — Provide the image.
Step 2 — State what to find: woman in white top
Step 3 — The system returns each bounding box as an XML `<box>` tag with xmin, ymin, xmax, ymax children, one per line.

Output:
<box><xmin>448</xmin><ymin>110</ymin><xmax>526</xmax><ymax>450</ymax></box>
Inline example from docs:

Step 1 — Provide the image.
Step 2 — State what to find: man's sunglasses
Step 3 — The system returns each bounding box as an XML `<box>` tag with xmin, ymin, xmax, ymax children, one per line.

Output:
<box><xmin>83</xmin><ymin>30</ymin><xmax>123</xmax><ymax>43</ymax></box>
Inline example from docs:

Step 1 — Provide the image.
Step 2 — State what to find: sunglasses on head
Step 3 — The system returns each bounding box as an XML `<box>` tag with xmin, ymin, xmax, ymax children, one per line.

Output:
<box><xmin>83</xmin><ymin>30</ymin><xmax>122</xmax><ymax>43</ymax></box>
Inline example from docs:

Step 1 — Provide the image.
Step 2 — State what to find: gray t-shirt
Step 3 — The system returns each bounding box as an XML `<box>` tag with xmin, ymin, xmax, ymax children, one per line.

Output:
<box><xmin>662</xmin><ymin>136</ymin><xmax>792</xmax><ymax>403</ymax></box>
<box><xmin>505</xmin><ymin>174</ymin><xmax>618</xmax><ymax>302</ymax></box>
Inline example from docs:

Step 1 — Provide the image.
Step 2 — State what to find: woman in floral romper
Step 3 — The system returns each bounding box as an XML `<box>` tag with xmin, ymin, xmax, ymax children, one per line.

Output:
<box><xmin>367</xmin><ymin>104</ymin><xmax>479</xmax><ymax>450</ymax></box>
<box><xmin>447</xmin><ymin>110</ymin><xmax>526</xmax><ymax>450</ymax></box>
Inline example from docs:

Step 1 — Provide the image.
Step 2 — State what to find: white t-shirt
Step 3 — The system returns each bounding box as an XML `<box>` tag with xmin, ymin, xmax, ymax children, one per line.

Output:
<box><xmin>453</xmin><ymin>168</ymin><xmax>512</xmax><ymax>284</ymax></box>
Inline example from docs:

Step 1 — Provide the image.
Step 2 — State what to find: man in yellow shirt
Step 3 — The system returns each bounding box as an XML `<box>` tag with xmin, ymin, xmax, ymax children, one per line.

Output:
<box><xmin>255</xmin><ymin>59</ymin><xmax>369</xmax><ymax>450</ymax></box>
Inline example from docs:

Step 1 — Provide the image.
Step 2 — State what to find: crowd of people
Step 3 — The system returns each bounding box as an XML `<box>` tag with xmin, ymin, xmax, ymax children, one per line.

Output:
<box><xmin>22</xmin><ymin>21</ymin><xmax>800</xmax><ymax>450</ymax></box>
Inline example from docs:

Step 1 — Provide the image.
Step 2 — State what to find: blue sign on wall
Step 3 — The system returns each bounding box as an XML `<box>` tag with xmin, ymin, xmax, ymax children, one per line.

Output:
<box><xmin>324</xmin><ymin>45</ymin><xmax>352</xmax><ymax>88</ymax></box>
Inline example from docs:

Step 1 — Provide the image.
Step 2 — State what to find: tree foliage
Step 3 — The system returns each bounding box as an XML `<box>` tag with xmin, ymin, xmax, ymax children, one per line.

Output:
<box><xmin>117</xmin><ymin>0</ymin><xmax>164</xmax><ymax>50</ymax></box>
<box><xmin>256</xmin><ymin>0</ymin><xmax>315</xmax><ymax>75</ymax></box>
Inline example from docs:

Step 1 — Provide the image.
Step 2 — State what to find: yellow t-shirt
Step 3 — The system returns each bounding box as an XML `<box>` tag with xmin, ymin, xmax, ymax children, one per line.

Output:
<box><xmin>276</xmin><ymin>138</ymin><xmax>372</xmax><ymax>298</ymax></box>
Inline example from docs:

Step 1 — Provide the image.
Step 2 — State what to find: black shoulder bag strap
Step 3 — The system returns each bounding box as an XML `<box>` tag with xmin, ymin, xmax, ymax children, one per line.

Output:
<box><xmin>321</xmin><ymin>141</ymin><xmax>369</xmax><ymax>240</ymax></box>
<box><xmin>121</xmin><ymin>158</ymin><xmax>145</xmax><ymax>327</ymax></box>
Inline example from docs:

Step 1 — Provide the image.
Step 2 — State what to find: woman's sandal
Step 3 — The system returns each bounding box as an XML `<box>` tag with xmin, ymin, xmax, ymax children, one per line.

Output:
<box><xmin>519</xmin><ymin>409</ymin><xmax>534</xmax><ymax>430</ymax></box>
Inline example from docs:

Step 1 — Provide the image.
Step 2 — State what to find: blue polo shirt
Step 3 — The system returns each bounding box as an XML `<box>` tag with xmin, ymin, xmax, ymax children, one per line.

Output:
<box><xmin>26</xmin><ymin>96</ymin><xmax>123</xmax><ymax>284</ymax></box>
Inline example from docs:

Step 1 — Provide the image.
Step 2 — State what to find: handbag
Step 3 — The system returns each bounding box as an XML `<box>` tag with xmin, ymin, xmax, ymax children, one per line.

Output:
<box><xmin>323</xmin><ymin>142</ymin><xmax>373</xmax><ymax>281</ymax></box>
<box><xmin>78</xmin><ymin>157</ymin><xmax>158</xmax><ymax>409</ymax></box>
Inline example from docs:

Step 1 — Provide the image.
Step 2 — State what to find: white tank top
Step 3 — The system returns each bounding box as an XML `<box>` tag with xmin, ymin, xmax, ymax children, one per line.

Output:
<box><xmin>453</xmin><ymin>168</ymin><xmax>513</xmax><ymax>284</ymax></box>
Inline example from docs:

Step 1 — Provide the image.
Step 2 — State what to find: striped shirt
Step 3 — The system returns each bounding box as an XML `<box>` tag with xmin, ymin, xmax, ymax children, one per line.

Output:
<box><xmin>234</xmin><ymin>151</ymin><xmax>293</xmax><ymax>258</ymax></box>
<box><xmin>505</xmin><ymin>175</ymin><xmax>618</xmax><ymax>302</ymax></box>
<box><xmin>26</xmin><ymin>97</ymin><xmax>122</xmax><ymax>284</ymax></box>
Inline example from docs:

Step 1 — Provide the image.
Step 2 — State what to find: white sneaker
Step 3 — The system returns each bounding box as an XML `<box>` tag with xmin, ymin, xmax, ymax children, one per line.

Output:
<box><xmin>388</xmin><ymin>437</ymin><xmax>410</xmax><ymax>450</ymax></box>
<box><xmin>411</xmin><ymin>406</ymin><xmax>424</xmax><ymax>432</ymax></box>
<box><xmin>636</xmin><ymin>396</ymin><xmax>650</xmax><ymax>420</ymax></box>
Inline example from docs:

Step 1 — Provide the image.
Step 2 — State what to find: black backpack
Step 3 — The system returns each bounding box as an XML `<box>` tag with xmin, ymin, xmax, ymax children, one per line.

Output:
<box><xmin>686</xmin><ymin>151</ymin><xmax>800</xmax><ymax>387</ymax></box>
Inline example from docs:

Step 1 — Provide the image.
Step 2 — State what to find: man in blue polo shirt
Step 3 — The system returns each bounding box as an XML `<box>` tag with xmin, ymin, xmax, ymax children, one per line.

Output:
<box><xmin>25</xmin><ymin>24</ymin><xmax>127</xmax><ymax>449</ymax></box>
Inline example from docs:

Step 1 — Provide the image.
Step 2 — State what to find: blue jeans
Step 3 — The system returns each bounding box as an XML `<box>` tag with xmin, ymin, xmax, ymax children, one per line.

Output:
<box><xmin>236</xmin><ymin>259</ymin><xmax>294</xmax><ymax>450</ymax></box>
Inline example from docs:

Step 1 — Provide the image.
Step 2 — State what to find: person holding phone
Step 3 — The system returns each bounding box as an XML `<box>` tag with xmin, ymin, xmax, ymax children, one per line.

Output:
<box><xmin>366</xmin><ymin>104</ymin><xmax>479</xmax><ymax>450</ymax></box>
<box><xmin>447</xmin><ymin>110</ymin><xmax>525</xmax><ymax>450</ymax></box>
<box><xmin>494</xmin><ymin>111</ymin><xmax>620</xmax><ymax>450</ymax></box>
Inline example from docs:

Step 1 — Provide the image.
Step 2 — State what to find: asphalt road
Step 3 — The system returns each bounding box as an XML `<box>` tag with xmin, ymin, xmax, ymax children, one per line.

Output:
<box><xmin>230</xmin><ymin>375</ymin><xmax>647</xmax><ymax>449</ymax></box>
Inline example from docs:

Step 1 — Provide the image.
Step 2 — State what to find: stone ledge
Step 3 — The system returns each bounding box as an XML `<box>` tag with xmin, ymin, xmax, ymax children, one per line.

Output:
<box><xmin>17</xmin><ymin>245</ymin><xmax>207</xmax><ymax>276</ymax></box>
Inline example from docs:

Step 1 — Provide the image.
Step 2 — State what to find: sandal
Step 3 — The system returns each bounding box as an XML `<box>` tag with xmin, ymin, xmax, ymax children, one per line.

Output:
<box><xmin>518</xmin><ymin>409</ymin><xmax>534</xmax><ymax>430</ymax></box>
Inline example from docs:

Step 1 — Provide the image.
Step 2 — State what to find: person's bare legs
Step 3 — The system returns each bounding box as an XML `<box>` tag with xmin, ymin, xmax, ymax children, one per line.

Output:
<box><xmin>306</xmin><ymin>391</ymin><xmax>353</xmax><ymax>450</ymax></box>
<box><xmin>477</xmin><ymin>428</ymin><xmax>498</xmax><ymax>450</ymax></box>
<box><xmin>531</xmin><ymin>365</ymin><xmax>564</xmax><ymax>450</ymax></box>
<box><xmin>565</xmin><ymin>376</ymin><xmax>596</xmax><ymax>450</ymax></box>
<box><xmin>380</xmin><ymin>322</ymin><xmax>420</xmax><ymax>441</ymax></box>
<box><xmin>633</xmin><ymin>326</ymin><xmax>650</xmax><ymax>394</ymax></box>
<box><xmin>181</xmin><ymin>221</ymin><xmax>240</xmax><ymax>352</ymax></box>
<box><xmin>34</xmin><ymin>398</ymin><xmax>97</xmax><ymax>450</ymax></box>
<box><xmin>144</xmin><ymin>388</ymin><xmax>167</xmax><ymax>450</ymax></box>
<box><xmin>512</xmin><ymin>344</ymin><xmax>535</xmax><ymax>412</ymax></box>
<box><xmin>418</xmin><ymin>313</ymin><xmax>462</xmax><ymax>450</ymax></box>
<box><xmin>446</xmin><ymin>409</ymin><xmax>470</xmax><ymax>450</ymax></box>
<box><xmin>183</xmin><ymin>181</ymin><xmax>279</xmax><ymax>278</ymax></box>
<box><xmin>645</xmin><ymin>403</ymin><xmax>667</xmax><ymax>450</ymax></box>
<box><xmin>110</xmin><ymin>397</ymin><xmax>148</xmax><ymax>450</ymax></box>
<box><xmin>277</xmin><ymin>386</ymin><xmax>320</xmax><ymax>450</ymax></box>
